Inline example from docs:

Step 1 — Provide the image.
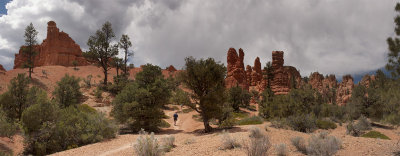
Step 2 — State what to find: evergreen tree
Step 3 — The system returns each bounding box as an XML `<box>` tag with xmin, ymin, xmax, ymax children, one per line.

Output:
<box><xmin>179</xmin><ymin>57</ymin><xmax>226</xmax><ymax>132</ymax></box>
<box><xmin>387</xmin><ymin>3</ymin><xmax>400</xmax><ymax>78</ymax></box>
<box><xmin>0</xmin><ymin>73</ymin><xmax>30</xmax><ymax>120</ymax></box>
<box><xmin>86</xmin><ymin>21</ymin><xmax>118</xmax><ymax>85</ymax></box>
<box><xmin>119</xmin><ymin>34</ymin><xmax>133</xmax><ymax>75</ymax></box>
<box><xmin>53</xmin><ymin>74</ymin><xmax>82</xmax><ymax>108</ymax></box>
<box><xmin>23</xmin><ymin>23</ymin><xmax>38</xmax><ymax>79</ymax></box>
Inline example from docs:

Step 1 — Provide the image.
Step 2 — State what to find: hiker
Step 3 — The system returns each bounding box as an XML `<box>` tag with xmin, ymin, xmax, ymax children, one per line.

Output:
<box><xmin>173</xmin><ymin>112</ymin><xmax>178</xmax><ymax>126</ymax></box>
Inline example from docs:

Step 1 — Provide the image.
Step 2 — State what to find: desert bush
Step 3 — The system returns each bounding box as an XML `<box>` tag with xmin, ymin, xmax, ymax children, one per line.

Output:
<box><xmin>286</xmin><ymin>114</ymin><xmax>317</xmax><ymax>133</ymax></box>
<box><xmin>0</xmin><ymin>151</ymin><xmax>12</xmax><ymax>156</ymax></box>
<box><xmin>161</xmin><ymin>135</ymin><xmax>175</xmax><ymax>152</ymax></box>
<box><xmin>182</xmin><ymin>108</ymin><xmax>194</xmax><ymax>113</ymax></box>
<box><xmin>316</xmin><ymin>119</ymin><xmax>337</xmax><ymax>130</ymax></box>
<box><xmin>346</xmin><ymin>116</ymin><xmax>372</xmax><ymax>137</ymax></box>
<box><xmin>244</xmin><ymin>135</ymin><xmax>271</xmax><ymax>156</ymax></box>
<box><xmin>248</xmin><ymin>127</ymin><xmax>263</xmax><ymax>138</ymax></box>
<box><xmin>237</xmin><ymin>116</ymin><xmax>264</xmax><ymax>125</ymax></box>
<box><xmin>361</xmin><ymin>131</ymin><xmax>390</xmax><ymax>140</ymax></box>
<box><xmin>291</xmin><ymin>136</ymin><xmax>307</xmax><ymax>154</ymax></box>
<box><xmin>270</xmin><ymin>118</ymin><xmax>289</xmax><ymax>129</ymax></box>
<box><xmin>220</xmin><ymin>130</ymin><xmax>240</xmax><ymax>150</ymax></box>
<box><xmin>307</xmin><ymin>132</ymin><xmax>342</xmax><ymax>156</ymax></box>
<box><xmin>134</xmin><ymin>129</ymin><xmax>162</xmax><ymax>156</ymax></box>
<box><xmin>0</xmin><ymin>109</ymin><xmax>17</xmax><ymax>138</ymax></box>
<box><xmin>170</xmin><ymin>88</ymin><xmax>191</xmax><ymax>107</ymax></box>
<box><xmin>107</xmin><ymin>75</ymin><xmax>130</xmax><ymax>95</ymax></box>
<box><xmin>159</xmin><ymin>120</ymin><xmax>171</xmax><ymax>128</ymax></box>
<box><xmin>83</xmin><ymin>75</ymin><xmax>93</xmax><ymax>88</ymax></box>
<box><xmin>94</xmin><ymin>87</ymin><xmax>103</xmax><ymax>100</ymax></box>
<box><xmin>53</xmin><ymin>74</ymin><xmax>82</xmax><ymax>108</ymax></box>
<box><xmin>23</xmin><ymin>105</ymin><xmax>117</xmax><ymax>155</ymax></box>
<box><xmin>275</xmin><ymin>143</ymin><xmax>288</xmax><ymax>156</ymax></box>
<box><xmin>357</xmin><ymin>116</ymin><xmax>371</xmax><ymax>131</ymax></box>
<box><xmin>183</xmin><ymin>138</ymin><xmax>195</xmax><ymax>145</ymax></box>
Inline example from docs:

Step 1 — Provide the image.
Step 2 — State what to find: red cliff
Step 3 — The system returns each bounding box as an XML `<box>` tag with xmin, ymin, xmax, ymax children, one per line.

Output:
<box><xmin>225</xmin><ymin>48</ymin><xmax>248</xmax><ymax>90</ymax></box>
<box><xmin>14</xmin><ymin>21</ymin><xmax>88</xmax><ymax>69</ymax></box>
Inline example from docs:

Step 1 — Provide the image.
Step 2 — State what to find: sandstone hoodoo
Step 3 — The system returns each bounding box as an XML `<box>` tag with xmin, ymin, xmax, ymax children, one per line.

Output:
<box><xmin>336</xmin><ymin>75</ymin><xmax>354</xmax><ymax>106</ymax></box>
<box><xmin>270</xmin><ymin>51</ymin><xmax>301</xmax><ymax>95</ymax></box>
<box><xmin>0</xmin><ymin>64</ymin><xmax>5</xmax><ymax>72</ymax></box>
<box><xmin>166</xmin><ymin>65</ymin><xmax>177</xmax><ymax>72</ymax></box>
<box><xmin>225</xmin><ymin>48</ymin><xmax>249</xmax><ymax>90</ymax></box>
<box><xmin>14</xmin><ymin>21</ymin><xmax>88</xmax><ymax>69</ymax></box>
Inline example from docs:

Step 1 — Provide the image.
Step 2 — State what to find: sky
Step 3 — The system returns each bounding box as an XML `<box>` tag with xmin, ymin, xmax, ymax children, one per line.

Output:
<box><xmin>0</xmin><ymin>0</ymin><xmax>398</xmax><ymax>78</ymax></box>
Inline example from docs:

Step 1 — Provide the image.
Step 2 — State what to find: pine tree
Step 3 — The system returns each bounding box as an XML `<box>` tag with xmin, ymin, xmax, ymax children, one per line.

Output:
<box><xmin>23</xmin><ymin>23</ymin><xmax>38</xmax><ymax>79</ymax></box>
<box><xmin>387</xmin><ymin>3</ymin><xmax>400</xmax><ymax>78</ymax></box>
<box><xmin>119</xmin><ymin>34</ymin><xmax>133</xmax><ymax>75</ymax></box>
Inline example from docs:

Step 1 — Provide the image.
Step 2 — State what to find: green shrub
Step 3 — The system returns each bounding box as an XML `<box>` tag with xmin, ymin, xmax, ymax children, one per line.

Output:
<box><xmin>244</xmin><ymin>135</ymin><xmax>271</xmax><ymax>156</ymax></box>
<box><xmin>228</xmin><ymin>86</ymin><xmax>251</xmax><ymax>112</ymax></box>
<box><xmin>134</xmin><ymin>129</ymin><xmax>162</xmax><ymax>156</ymax></box>
<box><xmin>287</xmin><ymin>114</ymin><xmax>317</xmax><ymax>133</ymax></box>
<box><xmin>94</xmin><ymin>87</ymin><xmax>103</xmax><ymax>99</ymax></box>
<box><xmin>357</xmin><ymin>116</ymin><xmax>371</xmax><ymax>131</ymax></box>
<box><xmin>218</xmin><ymin>116</ymin><xmax>237</xmax><ymax>129</ymax></box>
<box><xmin>232</xmin><ymin>112</ymin><xmax>249</xmax><ymax>119</ymax></box>
<box><xmin>83</xmin><ymin>75</ymin><xmax>93</xmax><ymax>88</ymax></box>
<box><xmin>53</xmin><ymin>74</ymin><xmax>82</xmax><ymax>108</ymax></box>
<box><xmin>316</xmin><ymin>119</ymin><xmax>337</xmax><ymax>130</ymax></box>
<box><xmin>361</xmin><ymin>131</ymin><xmax>390</xmax><ymax>140</ymax></box>
<box><xmin>23</xmin><ymin>106</ymin><xmax>117</xmax><ymax>155</ymax></box>
<box><xmin>237</xmin><ymin>116</ymin><xmax>263</xmax><ymax>125</ymax></box>
<box><xmin>0</xmin><ymin>109</ymin><xmax>17</xmax><ymax>138</ymax></box>
<box><xmin>270</xmin><ymin>118</ymin><xmax>289</xmax><ymax>129</ymax></box>
<box><xmin>159</xmin><ymin>120</ymin><xmax>171</xmax><ymax>128</ymax></box>
<box><xmin>220</xmin><ymin>130</ymin><xmax>240</xmax><ymax>149</ymax></box>
<box><xmin>0</xmin><ymin>73</ymin><xmax>30</xmax><ymax>120</ymax></box>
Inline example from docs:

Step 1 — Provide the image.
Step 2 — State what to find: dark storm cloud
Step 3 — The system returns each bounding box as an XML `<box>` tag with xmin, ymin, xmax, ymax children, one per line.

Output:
<box><xmin>0</xmin><ymin>0</ymin><xmax>397</xmax><ymax>78</ymax></box>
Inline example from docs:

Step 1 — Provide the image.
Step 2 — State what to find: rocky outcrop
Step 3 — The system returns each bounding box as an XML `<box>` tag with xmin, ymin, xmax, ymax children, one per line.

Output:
<box><xmin>225</xmin><ymin>48</ymin><xmax>248</xmax><ymax>90</ymax></box>
<box><xmin>336</xmin><ymin>75</ymin><xmax>354</xmax><ymax>106</ymax></box>
<box><xmin>359</xmin><ymin>74</ymin><xmax>375</xmax><ymax>88</ymax></box>
<box><xmin>0</xmin><ymin>64</ymin><xmax>5</xmax><ymax>72</ymax></box>
<box><xmin>270</xmin><ymin>51</ymin><xmax>301</xmax><ymax>95</ymax></box>
<box><xmin>166</xmin><ymin>65</ymin><xmax>177</xmax><ymax>72</ymax></box>
<box><xmin>14</xmin><ymin>21</ymin><xmax>88</xmax><ymax>69</ymax></box>
<box><xmin>246</xmin><ymin>65</ymin><xmax>252</xmax><ymax>85</ymax></box>
<box><xmin>251</xmin><ymin>57</ymin><xmax>262</xmax><ymax>86</ymax></box>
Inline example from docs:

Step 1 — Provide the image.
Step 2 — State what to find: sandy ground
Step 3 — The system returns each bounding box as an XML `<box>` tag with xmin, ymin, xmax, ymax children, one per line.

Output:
<box><xmin>1</xmin><ymin>66</ymin><xmax>400</xmax><ymax>156</ymax></box>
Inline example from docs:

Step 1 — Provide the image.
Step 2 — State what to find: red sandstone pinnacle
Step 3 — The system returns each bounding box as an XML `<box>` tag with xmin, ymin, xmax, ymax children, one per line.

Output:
<box><xmin>166</xmin><ymin>65</ymin><xmax>177</xmax><ymax>72</ymax></box>
<box><xmin>225</xmin><ymin>48</ymin><xmax>248</xmax><ymax>90</ymax></box>
<box><xmin>336</xmin><ymin>75</ymin><xmax>354</xmax><ymax>106</ymax></box>
<box><xmin>0</xmin><ymin>64</ymin><xmax>5</xmax><ymax>72</ymax></box>
<box><xmin>13</xmin><ymin>21</ymin><xmax>89</xmax><ymax>69</ymax></box>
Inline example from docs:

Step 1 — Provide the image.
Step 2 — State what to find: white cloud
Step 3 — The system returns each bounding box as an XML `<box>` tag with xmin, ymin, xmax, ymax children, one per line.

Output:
<box><xmin>0</xmin><ymin>0</ymin><xmax>397</xmax><ymax>78</ymax></box>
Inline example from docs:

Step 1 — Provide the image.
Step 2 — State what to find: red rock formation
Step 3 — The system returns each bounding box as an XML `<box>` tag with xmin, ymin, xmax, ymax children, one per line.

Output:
<box><xmin>359</xmin><ymin>74</ymin><xmax>375</xmax><ymax>88</ymax></box>
<box><xmin>336</xmin><ymin>75</ymin><xmax>354</xmax><ymax>106</ymax></box>
<box><xmin>246</xmin><ymin>65</ymin><xmax>252</xmax><ymax>85</ymax></box>
<box><xmin>323</xmin><ymin>74</ymin><xmax>337</xmax><ymax>89</ymax></box>
<box><xmin>14</xmin><ymin>21</ymin><xmax>88</xmax><ymax>69</ymax></box>
<box><xmin>270</xmin><ymin>51</ymin><xmax>301</xmax><ymax>95</ymax></box>
<box><xmin>309</xmin><ymin>72</ymin><xmax>325</xmax><ymax>92</ymax></box>
<box><xmin>0</xmin><ymin>64</ymin><xmax>5</xmax><ymax>72</ymax></box>
<box><xmin>250</xmin><ymin>57</ymin><xmax>262</xmax><ymax>86</ymax></box>
<box><xmin>166</xmin><ymin>65</ymin><xmax>177</xmax><ymax>72</ymax></box>
<box><xmin>225</xmin><ymin>48</ymin><xmax>248</xmax><ymax>90</ymax></box>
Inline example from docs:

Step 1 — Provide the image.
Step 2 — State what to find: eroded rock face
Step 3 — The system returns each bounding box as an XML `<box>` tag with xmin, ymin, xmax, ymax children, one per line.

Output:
<box><xmin>270</xmin><ymin>51</ymin><xmax>301</xmax><ymax>95</ymax></box>
<box><xmin>225</xmin><ymin>48</ymin><xmax>248</xmax><ymax>90</ymax></box>
<box><xmin>14</xmin><ymin>21</ymin><xmax>88</xmax><ymax>69</ymax></box>
<box><xmin>246</xmin><ymin>65</ymin><xmax>252</xmax><ymax>85</ymax></box>
<box><xmin>0</xmin><ymin>64</ymin><xmax>5</xmax><ymax>72</ymax></box>
<box><xmin>359</xmin><ymin>74</ymin><xmax>375</xmax><ymax>88</ymax></box>
<box><xmin>336</xmin><ymin>75</ymin><xmax>354</xmax><ymax>106</ymax></box>
<box><xmin>251</xmin><ymin>57</ymin><xmax>262</xmax><ymax>86</ymax></box>
<box><xmin>166</xmin><ymin>65</ymin><xmax>177</xmax><ymax>72</ymax></box>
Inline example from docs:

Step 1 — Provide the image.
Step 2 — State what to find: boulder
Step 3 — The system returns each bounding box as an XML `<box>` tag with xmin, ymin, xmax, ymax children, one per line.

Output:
<box><xmin>14</xmin><ymin>21</ymin><xmax>88</xmax><ymax>69</ymax></box>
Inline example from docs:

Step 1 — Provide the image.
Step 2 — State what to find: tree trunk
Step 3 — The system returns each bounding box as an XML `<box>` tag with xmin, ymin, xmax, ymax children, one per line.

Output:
<box><xmin>103</xmin><ymin>63</ymin><xmax>108</xmax><ymax>85</ymax></box>
<box><xmin>124</xmin><ymin>51</ymin><xmax>127</xmax><ymax>75</ymax></box>
<box><xmin>202</xmin><ymin>115</ymin><xmax>212</xmax><ymax>133</ymax></box>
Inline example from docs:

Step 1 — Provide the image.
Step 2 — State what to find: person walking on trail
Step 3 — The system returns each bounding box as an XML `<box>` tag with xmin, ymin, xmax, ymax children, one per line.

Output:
<box><xmin>173</xmin><ymin>112</ymin><xmax>178</xmax><ymax>126</ymax></box>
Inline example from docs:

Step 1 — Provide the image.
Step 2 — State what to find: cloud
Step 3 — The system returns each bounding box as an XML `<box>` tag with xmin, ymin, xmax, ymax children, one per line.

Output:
<box><xmin>0</xmin><ymin>0</ymin><xmax>397</xmax><ymax>78</ymax></box>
